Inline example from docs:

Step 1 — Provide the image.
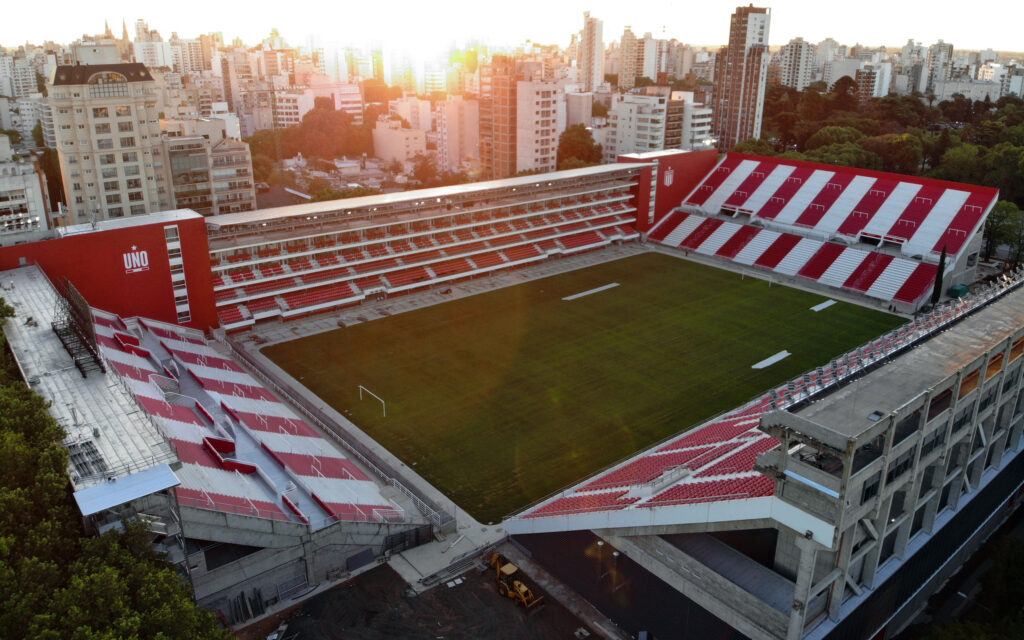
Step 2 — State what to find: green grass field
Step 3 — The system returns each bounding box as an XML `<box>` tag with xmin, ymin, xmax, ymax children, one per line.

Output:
<box><xmin>263</xmin><ymin>252</ymin><xmax>904</xmax><ymax>523</ymax></box>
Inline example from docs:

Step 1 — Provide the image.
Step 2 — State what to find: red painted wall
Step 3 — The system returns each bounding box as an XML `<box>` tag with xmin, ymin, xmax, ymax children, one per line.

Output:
<box><xmin>618</xmin><ymin>150</ymin><xmax>719</xmax><ymax>229</ymax></box>
<box><xmin>0</xmin><ymin>216</ymin><xmax>217</xmax><ymax>332</ymax></box>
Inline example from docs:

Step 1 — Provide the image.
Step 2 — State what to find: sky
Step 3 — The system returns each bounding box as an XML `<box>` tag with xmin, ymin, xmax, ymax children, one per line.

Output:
<box><xmin>3</xmin><ymin>0</ymin><xmax>1020</xmax><ymax>55</ymax></box>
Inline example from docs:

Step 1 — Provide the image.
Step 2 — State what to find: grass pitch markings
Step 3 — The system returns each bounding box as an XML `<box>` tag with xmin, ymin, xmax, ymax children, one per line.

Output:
<box><xmin>810</xmin><ymin>300</ymin><xmax>838</xmax><ymax>312</ymax></box>
<box><xmin>263</xmin><ymin>252</ymin><xmax>904</xmax><ymax>523</ymax></box>
<box><xmin>752</xmin><ymin>350</ymin><xmax>792</xmax><ymax>369</ymax></box>
<box><xmin>562</xmin><ymin>282</ymin><xmax>620</xmax><ymax>301</ymax></box>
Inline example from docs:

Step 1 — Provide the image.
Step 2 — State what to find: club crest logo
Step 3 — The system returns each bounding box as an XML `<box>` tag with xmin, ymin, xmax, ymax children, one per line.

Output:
<box><xmin>123</xmin><ymin>246</ymin><xmax>150</xmax><ymax>274</ymax></box>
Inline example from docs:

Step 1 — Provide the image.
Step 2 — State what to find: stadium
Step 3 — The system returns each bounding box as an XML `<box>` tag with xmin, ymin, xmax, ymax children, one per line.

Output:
<box><xmin>1</xmin><ymin>148</ymin><xmax>1022</xmax><ymax>640</ymax></box>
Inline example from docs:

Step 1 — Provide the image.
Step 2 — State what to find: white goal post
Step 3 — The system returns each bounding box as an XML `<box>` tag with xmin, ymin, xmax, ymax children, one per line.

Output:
<box><xmin>358</xmin><ymin>385</ymin><xmax>386</xmax><ymax>417</ymax></box>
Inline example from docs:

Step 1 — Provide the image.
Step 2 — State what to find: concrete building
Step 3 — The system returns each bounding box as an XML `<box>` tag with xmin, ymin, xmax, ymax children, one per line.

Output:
<box><xmin>602</xmin><ymin>92</ymin><xmax>668</xmax><ymax>161</ymax></box>
<box><xmin>0</xmin><ymin>134</ymin><xmax>49</xmax><ymax>242</ymax></box>
<box><xmin>70</xmin><ymin>41</ymin><xmax>122</xmax><ymax>66</ymax></box>
<box><xmin>371</xmin><ymin>115</ymin><xmax>426</xmax><ymax>163</ymax></box>
<box><xmin>779</xmin><ymin>37</ymin><xmax>815</xmax><ymax>91</ymax></box>
<box><xmin>515</xmin><ymin>80</ymin><xmax>565</xmax><ymax>175</ymax></box>
<box><xmin>133</xmin><ymin>40</ymin><xmax>173</xmax><ymax>70</ymax></box>
<box><xmin>824</xmin><ymin>58</ymin><xmax>864</xmax><ymax>89</ymax></box>
<box><xmin>480</xmin><ymin>55</ymin><xmax>517</xmax><ymax>179</ymax></box>
<box><xmin>579</xmin><ymin>12</ymin><xmax>604</xmax><ymax>93</ymax></box>
<box><xmin>0</xmin><ymin>53</ymin><xmax>39</xmax><ymax>98</ymax></box>
<box><xmin>48</xmin><ymin>63</ymin><xmax>168</xmax><ymax>221</ymax></box>
<box><xmin>161</xmin><ymin>119</ymin><xmax>255</xmax><ymax>215</ymax></box>
<box><xmin>855</xmin><ymin>63</ymin><xmax>893</xmax><ymax>100</ymax></box>
<box><xmin>565</xmin><ymin>91</ymin><xmax>594</xmax><ymax>127</ymax></box>
<box><xmin>389</xmin><ymin>96</ymin><xmax>433</xmax><ymax>132</ymax></box>
<box><xmin>921</xmin><ymin>40</ymin><xmax>955</xmax><ymax>93</ymax></box>
<box><xmin>271</xmin><ymin>89</ymin><xmax>316</xmax><ymax>129</ymax></box>
<box><xmin>619</xmin><ymin>27</ymin><xmax>642</xmax><ymax>92</ymax></box>
<box><xmin>434</xmin><ymin>96</ymin><xmax>479</xmax><ymax>173</ymax></box>
<box><xmin>712</xmin><ymin>6</ymin><xmax>771</xmax><ymax>149</ymax></box>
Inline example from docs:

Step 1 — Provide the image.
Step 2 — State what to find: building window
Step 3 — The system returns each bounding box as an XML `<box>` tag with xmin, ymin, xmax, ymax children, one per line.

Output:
<box><xmin>120</xmin><ymin>137</ymin><xmax>135</xmax><ymax>148</ymax></box>
<box><xmin>118</xmin><ymin>121</ymin><xmax>134</xmax><ymax>132</ymax></box>
<box><xmin>97</xmin><ymin>139</ymin><xmax>114</xmax><ymax>150</ymax></box>
<box><xmin>122</xmin><ymin>152</ymin><xmax>138</xmax><ymax>163</ymax></box>
<box><xmin>128</xmin><ymin>191</ymin><xmax>144</xmax><ymax>202</ymax></box>
<box><xmin>116</xmin><ymin>106</ymin><xmax>131</xmax><ymax>117</ymax></box>
<box><xmin>92</xmin><ymin>107</ymin><xmax>109</xmax><ymax>118</ymax></box>
<box><xmin>126</xmin><ymin>178</ymin><xmax>142</xmax><ymax>189</ymax></box>
<box><xmin>124</xmin><ymin>165</ymin><xmax>140</xmax><ymax>176</ymax></box>
<box><xmin>94</xmin><ymin>123</ymin><xmax>111</xmax><ymax>134</ymax></box>
<box><xmin>105</xmin><ymin>194</ymin><xmax>121</xmax><ymax>204</ymax></box>
<box><xmin>101</xmin><ymin>168</ymin><xmax>117</xmax><ymax>179</ymax></box>
<box><xmin>130</xmin><ymin>204</ymin><xmax>147</xmax><ymax>215</ymax></box>
<box><xmin>108</xmin><ymin>207</ymin><xmax>124</xmax><ymax>217</ymax></box>
<box><xmin>99</xmin><ymin>154</ymin><xmax>115</xmax><ymax>165</ymax></box>
<box><xmin>103</xmin><ymin>181</ymin><xmax>119</xmax><ymax>192</ymax></box>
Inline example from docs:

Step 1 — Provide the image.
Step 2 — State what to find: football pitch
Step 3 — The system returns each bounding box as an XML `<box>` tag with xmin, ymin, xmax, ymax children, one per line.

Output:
<box><xmin>262</xmin><ymin>252</ymin><xmax>904</xmax><ymax>523</ymax></box>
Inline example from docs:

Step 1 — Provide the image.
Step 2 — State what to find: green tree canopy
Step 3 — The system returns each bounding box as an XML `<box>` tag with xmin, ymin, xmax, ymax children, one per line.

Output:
<box><xmin>804</xmin><ymin>126</ymin><xmax>866</xmax><ymax>151</ymax></box>
<box><xmin>557</xmin><ymin>124</ymin><xmax>602</xmax><ymax>169</ymax></box>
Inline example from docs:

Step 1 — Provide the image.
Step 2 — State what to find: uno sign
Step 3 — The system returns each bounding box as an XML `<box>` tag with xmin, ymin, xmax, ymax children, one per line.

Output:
<box><xmin>123</xmin><ymin>246</ymin><xmax>150</xmax><ymax>274</ymax></box>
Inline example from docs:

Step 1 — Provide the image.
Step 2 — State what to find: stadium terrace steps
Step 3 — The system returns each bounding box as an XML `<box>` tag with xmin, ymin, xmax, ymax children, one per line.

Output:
<box><xmin>95</xmin><ymin>313</ymin><xmax>404</xmax><ymax>528</ymax></box>
<box><xmin>212</xmin><ymin>187</ymin><xmax>641</xmax><ymax>326</ymax></box>
<box><xmin>677</xmin><ymin>152</ymin><xmax>996</xmax><ymax>258</ymax></box>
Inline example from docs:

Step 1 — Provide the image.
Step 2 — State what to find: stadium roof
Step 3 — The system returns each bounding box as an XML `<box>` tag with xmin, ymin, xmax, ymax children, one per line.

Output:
<box><xmin>796</xmin><ymin>283</ymin><xmax>1024</xmax><ymax>441</ymax></box>
<box><xmin>73</xmin><ymin>464</ymin><xmax>180</xmax><ymax>516</ymax></box>
<box><xmin>57</xmin><ymin>209</ymin><xmax>202</xmax><ymax>237</ymax></box>
<box><xmin>681</xmin><ymin>153</ymin><xmax>998</xmax><ymax>257</ymax></box>
<box><xmin>0</xmin><ymin>265</ymin><xmax>176</xmax><ymax>491</ymax></box>
<box><xmin>204</xmin><ymin>163</ymin><xmax>648</xmax><ymax>230</ymax></box>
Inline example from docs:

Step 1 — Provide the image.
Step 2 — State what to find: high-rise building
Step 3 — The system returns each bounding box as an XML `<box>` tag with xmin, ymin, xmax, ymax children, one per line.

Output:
<box><xmin>779</xmin><ymin>37</ymin><xmax>816</xmax><ymax>91</ymax></box>
<box><xmin>619</xmin><ymin>28</ymin><xmax>641</xmax><ymax>92</ymax></box>
<box><xmin>711</xmin><ymin>5</ymin><xmax>771</xmax><ymax>150</ymax></box>
<box><xmin>580</xmin><ymin>12</ymin><xmax>604</xmax><ymax>93</ymax></box>
<box><xmin>160</xmin><ymin>118</ymin><xmax>255</xmax><ymax>215</ymax></box>
<box><xmin>0</xmin><ymin>54</ymin><xmax>39</xmax><ymax>98</ymax></box>
<box><xmin>48</xmin><ymin>63</ymin><xmax>168</xmax><ymax>222</ymax></box>
<box><xmin>480</xmin><ymin>55</ymin><xmax>517</xmax><ymax>179</ymax></box>
<box><xmin>435</xmin><ymin>96</ymin><xmax>480</xmax><ymax>173</ymax></box>
<box><xmin>921</xmin><ymin>40</ymin><xmax>954</xmax><ymax>93</ymax></box>
<box><xmin>515</xmin><ymin>79</ymin><xmax>564</xmax><ymax>174</ymax></box>
<box><xmin>0</xmin><ymin>134</ymin><xmax>50</xmax><ymax>240</ymax></box>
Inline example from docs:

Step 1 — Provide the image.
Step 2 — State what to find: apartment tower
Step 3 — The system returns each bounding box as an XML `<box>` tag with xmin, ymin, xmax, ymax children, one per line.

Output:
<box><xmin>711</xmin><ymin>6</ymin><xmax>771</xmax><ymax>149</ymax></box>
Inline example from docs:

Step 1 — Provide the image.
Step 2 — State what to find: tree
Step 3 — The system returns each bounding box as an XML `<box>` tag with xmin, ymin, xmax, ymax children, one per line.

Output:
<box><xmin>858</xmin><ymin>133</ymin><xmax>923</xmax><ymax>174</ymax></box>
<box><xmin>804</xmin><ymin>126</ymin><xmax>865</xmax><ymax>151</ymax></box>
<box><xmin>591</xmin><ymin>100</ymin><xmax>608</xmax><ymax>118</ymax></box>
<box><xmin>410</xmin><ymin>153</ymin><xmax>438</xmax><ymax>185</ymax></box>
<box><xmin>31</xmin><ymin>122</ymin><xmax>43</xmax><ymax>147</ymax></box>
<box><xmin>932</xmin><ymin>246</ymin><xmax>946</xmax><ymax>305</ymax></box>
<box><xmin>557</xmin><ymin>124</ymin><xmax>602</xmax><ymax>170</ymax></box>
<box><xmin>310</xmin><ymin>186</ymin><xmax>381</xmax><ymax>202</ymax></box>
<box><xmin>804</xmin><ymin>142</ymin><xmax>883</xmax><ymax>170</ymax></box>
<box><xmin>732</xmin><ymin>138</ymin><xmax>776</xmax><ymax>155</ymax></box>
<box><xmin>1004</xmin><ymin>203</ymin><xmax>1024</xmax><ymax>267</ymax></box>
<box><xmin>983</xmin><ymin>201</ymin><xmax>1018</xmax><ymax>260</ymax></box>
<box><xmin>0</xmin><ymin>129</ymin><xmax>21</xmax><ymax>145</ymax></box>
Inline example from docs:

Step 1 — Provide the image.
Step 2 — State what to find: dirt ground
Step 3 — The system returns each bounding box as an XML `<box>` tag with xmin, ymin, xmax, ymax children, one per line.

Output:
<box><xmin>245</xmin><ymin>562</ymin><xmax>595</xmax><ymax>640</ymax></box>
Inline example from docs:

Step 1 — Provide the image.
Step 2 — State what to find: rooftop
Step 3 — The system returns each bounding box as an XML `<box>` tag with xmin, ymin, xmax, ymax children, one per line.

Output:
<box><xmin>204</xmin><ymin>163</ymin><xmax>647</xmax><ymax>229</ymax></box>
<box><xmin>0</xmin><ymin>265</ymin><xmax>175</xmax><ymax>490</ymax></box>
<box><xmin>57</xmin><ymin>209</ymin><xmax>202</xmax><ymax>236</ymax></box>
<box><xmin>796</xmin><ymin>283</ymin><xmax>1024</xmax><ymax>440</ymax></box>
<box><xmin>50</xmin><ymin>63</ymin><xmax>154</xmax><ymax>86</ymax></box>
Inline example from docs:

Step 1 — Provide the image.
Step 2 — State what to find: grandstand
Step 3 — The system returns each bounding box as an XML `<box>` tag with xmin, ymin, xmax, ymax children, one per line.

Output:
<box><xmin>649</xmin><ymin>153</ymin><xmax>998</xmax><ymax>311</ymax></box>
<box><xmin>205</xmin><ymin>164</ymin><xmax>646</xmax><ymax>330</ymax></box>
<box><xmin>0</xmin><ymin>265</ymin><xmax>431</xmax><ymax>624</ymax></box>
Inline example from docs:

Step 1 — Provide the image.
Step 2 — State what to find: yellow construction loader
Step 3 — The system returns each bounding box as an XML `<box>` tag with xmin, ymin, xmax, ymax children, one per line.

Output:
<box><xmin>489</xmin><ymin>553</ymin><xmax>544</xmax><ymax>609</ymax></box>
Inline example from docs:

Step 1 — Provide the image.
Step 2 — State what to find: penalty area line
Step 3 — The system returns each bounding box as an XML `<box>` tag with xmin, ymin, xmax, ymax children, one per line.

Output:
<box><xmin>562</xmin><ymin>282</ymin><xmax>620</xmax><ymax>301</ymax></box>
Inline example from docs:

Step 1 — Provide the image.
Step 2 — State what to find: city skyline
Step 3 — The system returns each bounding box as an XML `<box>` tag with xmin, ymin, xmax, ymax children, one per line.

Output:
<box><xmin>3</xmin><ymin>0</ymin><xmax>1022</xmax><ymax>55</ymax></box>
